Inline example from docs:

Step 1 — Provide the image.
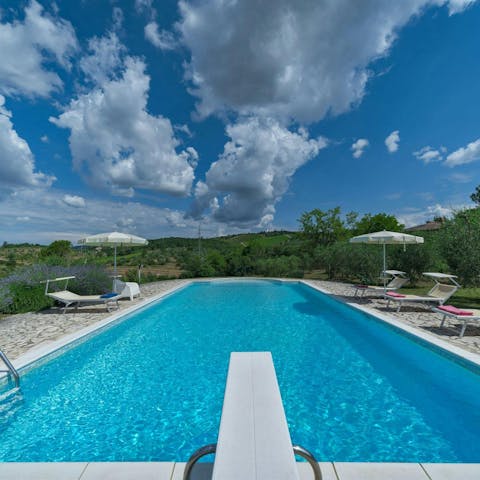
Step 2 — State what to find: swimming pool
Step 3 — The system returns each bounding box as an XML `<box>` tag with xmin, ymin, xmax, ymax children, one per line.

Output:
<box><xmin>1</xmin><ymin>280</ymin><xmax>479</xmax><ymax>462</ymax></box>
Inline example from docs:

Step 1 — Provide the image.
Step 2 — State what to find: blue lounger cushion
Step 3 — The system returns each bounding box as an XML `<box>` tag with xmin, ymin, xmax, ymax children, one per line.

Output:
<box><xmin>100</xmin><ymin>292</ymin><xmax>118</xmax><ymax>298</ymax></box>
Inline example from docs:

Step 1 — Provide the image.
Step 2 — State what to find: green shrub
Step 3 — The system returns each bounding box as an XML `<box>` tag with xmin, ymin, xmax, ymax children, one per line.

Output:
<box><xmin>68</xmin><ymin>266</ymin><xmax>111</xmax><ymax>295</ymax></box>
<box><xmin>317</xmin><ymin>243</ymin><xmax>381</xmax><ymax>283</ymax></box>
<box><xmin>389</xmin><ymin>245</ymin><xmax>431</xmax><ymax>285</ymax></box>
<box><xmin>256</xmin><ymin>255</ymin><xmax>304</xmax><ymax>278</ymax></box>
<box><xmin>4</xmin><ymin>284</ymin><xmax>53</xmax><ymax>314</ymax></box>
<box><xmin>38</xmin><ymin>240</ymin><xmax>72</xmax><ymax>265</ymax></box>
<box><xmin>123</xmin><ymin>269</ymin><xmax>141</xmax><ymax>282</ymax></box>
<box><xmin>0</xmin><ymin>264</ymin><xmax>111</xmax><ymax>314</ymax></box>
<box><xmin>438</xmin><ymin>208</ymin><xmax>480</xmax><ymax>286</ymax></box>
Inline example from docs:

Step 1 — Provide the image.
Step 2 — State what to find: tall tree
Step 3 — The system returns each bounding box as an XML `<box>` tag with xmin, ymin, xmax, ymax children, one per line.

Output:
<box><xmin>470</xmin><ymin>185</ymin><xmax>480</xmax><ymax>206</ymax></box>
<box><xmin>353</xmin><ymin>213</ymin><xmax>403</xmax><ymax>235</ymax></box>
<box><xmin>439</xmin><ymin>208</ymin><xmax>480</xmax><ymax>286</ymax></box>
<box><xmin>40</xmin><ymin>240</ymin><xmax>72</xmax><ymax>259</ymax></box>
<box><xmin>299</xmin><ymin>207</ymin><xmax>347</xmax><ymax>246</ymax></box>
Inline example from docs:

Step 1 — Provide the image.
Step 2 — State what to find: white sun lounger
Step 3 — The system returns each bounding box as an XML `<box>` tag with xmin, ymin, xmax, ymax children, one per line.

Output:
<box><xmin>384</xmin><ymin>272</ymin><xmax>460</xmax><ymax>312</ymax></box>
<box><xmin>182</xmin><ymin>352</ymin><xmax>321</xmax><ymax>480</ymax></box>
<box><xmin>432</xmin><ymin>306</ymin><xmax>480</xmax><ymax>337</ymax></box>
<box><xmin>354</xmin><ymin>270</ymin><xmax>408</xmax><ymax>296</ymax></box>
<box><xmin>43</xmin><ymin>276</ymin><xmax>120</xmax><ymax>314</ymax></box>
<box><xmin>47</xmin><ymin>290</ymin><xmax>120</xmax><ymax>314</ymax></box>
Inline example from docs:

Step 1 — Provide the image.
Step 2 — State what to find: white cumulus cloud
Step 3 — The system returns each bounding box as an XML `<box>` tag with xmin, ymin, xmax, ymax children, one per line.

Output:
<box><xmin>135</xmin><ymin>0</ymin><xmax>154</xmax><ymax>14</ymax></box>
<box><xmin>112</xmin><ymin>7</ymin><xmax>124</xmax><ymax>30</ymax></box>
<box><xmin>449</xmin><ymin>172</ymin><xmax>472</xmax><ymax>183</ymax></box>
<box><xmin>63</xmin><ymin>195</ymin><xmax>86</xmax><ymax>208</ymax></box>
<box><xmin>190</xmin><ymin>117</ymin><xmax>327</xmax><ymax>226</ymax></box>
<box><xmin>385</xmin><ymin>130</ymin><xmax>400</xmax><ymax>153</ymax></box>
<box><xmin>0</xmin><ymin>95</ymin><xmax>55</xmax><ymax>191</ymax></box>
<box><xmin>0</xmin><ymin>0</ymin><xmax>77</xmax><ymax>98</ymax></box>
<box><xmin>443</xmin><ymin>0</ymin><xmax>477</xmax><ymax>14</ymax></box>
<box><xmin>444</xmin><ymin>138</ymin><xmax>480</xmax><ymax>167</ymax></box>
<box><xmin>144</xmin><ymin>22</ymin><xmax>177</xmax><ymax>50</ymax></box>
<box><xmin>351</xmin><ymin>138</ymin><xmax>369</xmax><ymax>158</ymax></box>
<box><xmin>79</xmin><ymin>32</ymin><xmax>126</xmax><ymax>85</ymax></box>
<box><xmin>413</xmin><ymin>145</ymin><xmax>445</xmax><ymax>163</ymax></box>
<box><xmin>51</xmin><ymin>48</ymin><xmax>197</xmax><ymax>197</ymax></box>
<box><xmin>178</xmin><ymin>0</ymin><xmax>476</xmax><ymax>123</ymax></box>
<box><xmin>396</xmin><ymin>203</ymin><xmax>459</xmax><ymax>227</ymax></box>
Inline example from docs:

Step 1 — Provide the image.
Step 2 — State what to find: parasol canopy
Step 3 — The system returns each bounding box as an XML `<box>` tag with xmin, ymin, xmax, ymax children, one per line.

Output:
<box><xmin>78</xmin><ymin>231</ymin><xmax>148</xmax><ymax>277</ymax></box>
<box><xmin>349</xmin><ymin>230</ymin><xmax>424</xmax><ymax>287</ymax></box>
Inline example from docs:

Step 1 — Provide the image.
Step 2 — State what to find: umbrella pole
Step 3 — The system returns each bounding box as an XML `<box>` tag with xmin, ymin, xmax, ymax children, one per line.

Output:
<box><xmin>383</xmin><ymin>243</ymin><xmax>387</xmax><ymax>291</ymax></box>
<box><xmin>113</xmin><ymin>245</ymin><xmax>117</xmax><ymax>292</ymax></box>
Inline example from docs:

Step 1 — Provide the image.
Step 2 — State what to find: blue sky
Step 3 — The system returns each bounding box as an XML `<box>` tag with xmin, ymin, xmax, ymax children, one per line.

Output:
<box><xmin>1</xmin><ymin>0</ymin><xmax>479</xmax><ymax>244</ymax></box>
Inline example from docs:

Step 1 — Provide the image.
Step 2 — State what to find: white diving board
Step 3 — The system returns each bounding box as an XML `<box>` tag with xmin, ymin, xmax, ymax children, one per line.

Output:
<box><xmin>183</xmin><ymin>352</ymin><xmax>321</xmax><ymax>480</ymax></box>
<box><xmin>212</xmin><ymin>352</ymin><xmax>300</xmax><ymax>480</ymax></box>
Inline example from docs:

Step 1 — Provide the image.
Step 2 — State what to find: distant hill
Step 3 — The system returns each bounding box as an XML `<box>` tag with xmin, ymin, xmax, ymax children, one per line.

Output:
<box><xmin>147</xmin><ymin>230</ymin><xmax>298</xmax><ymax>248</ymax></box>
<box><xmin>0</xmin><ymin>230</ymin><xmax>301</xmax><ymax>280</ymax></box>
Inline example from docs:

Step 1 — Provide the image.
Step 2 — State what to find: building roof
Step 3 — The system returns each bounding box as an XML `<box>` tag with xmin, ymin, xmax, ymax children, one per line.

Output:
<box><xmin>405</xmin><ymin>220</ymin><xmax>443</xmax><ymax>232</ymax></box>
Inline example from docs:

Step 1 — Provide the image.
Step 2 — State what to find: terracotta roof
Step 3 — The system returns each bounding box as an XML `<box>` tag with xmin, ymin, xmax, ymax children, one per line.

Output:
<box><xmin>405</xmin><ymin>221</ymin><xmax>443</xmax><ymax>232</ymax></box>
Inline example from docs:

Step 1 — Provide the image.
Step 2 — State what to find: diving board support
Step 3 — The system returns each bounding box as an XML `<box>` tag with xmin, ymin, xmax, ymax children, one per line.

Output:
<box><xmin>183</xmin><ymin>352</ymin><xmax>321</xmax><ymax>480</ymax></box>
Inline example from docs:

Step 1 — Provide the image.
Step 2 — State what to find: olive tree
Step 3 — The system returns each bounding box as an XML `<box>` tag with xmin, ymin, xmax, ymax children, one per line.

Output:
<box><xmin>438</xmin><ymin>208</ymin><xmax>480</xmax><ymax>286</ymax></box>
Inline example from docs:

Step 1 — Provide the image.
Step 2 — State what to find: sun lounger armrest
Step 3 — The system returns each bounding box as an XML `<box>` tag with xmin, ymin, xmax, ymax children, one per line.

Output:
<box><xmin>41</xmin><ymin>276</ymin><xmax>76</xmax><ymax>294</ymax></box>
<box><xmin>114</xmin><ymin>280</ymin><xmax>140</xmax><ymax>300</ymax></box>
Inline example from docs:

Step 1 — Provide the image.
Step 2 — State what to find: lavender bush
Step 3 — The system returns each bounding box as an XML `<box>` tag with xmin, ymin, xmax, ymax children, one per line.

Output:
<box><xmin>0</xmin><ymin>264</ymin><xmax>111</xmax><ymax>313</ymax></box>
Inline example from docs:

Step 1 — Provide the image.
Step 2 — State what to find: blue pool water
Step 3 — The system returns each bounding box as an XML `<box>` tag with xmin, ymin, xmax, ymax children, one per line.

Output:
<box><xmin>1</xmin><ymin>280</ymin><xmax>480</xmax><ymax>462</ymax></box>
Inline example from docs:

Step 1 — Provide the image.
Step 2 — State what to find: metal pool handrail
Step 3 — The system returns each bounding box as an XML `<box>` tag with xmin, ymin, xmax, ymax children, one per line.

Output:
<box><xmin>293</xmin><ymin>444</ymin><xmax>323</xmax><ymax>479</ymax></box>
<box><xmin>0</xmin><ymin>349</ymin><xmax>19</xmax><ymax>387</ymax></box>
<box><xmin>182</xmin><ymin>443</ymin><xmax>216</xmax><ymax>480</ymax></box>
<box><xmin>182</xmin><ymin>443</ymin><xmax>322</xmax><ymax>480</ymax></box>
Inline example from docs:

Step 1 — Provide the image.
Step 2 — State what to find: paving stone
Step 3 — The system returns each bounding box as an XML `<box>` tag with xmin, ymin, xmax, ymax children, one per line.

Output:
<box><xmin>421</xmin><ymin>463</ymin><xmax>480</xmax><ymax>480</ymax></box>
<box><xmin>80</xmin><ymin>462</ymin><xmax>174</xmax><ymax>480</ymax></box>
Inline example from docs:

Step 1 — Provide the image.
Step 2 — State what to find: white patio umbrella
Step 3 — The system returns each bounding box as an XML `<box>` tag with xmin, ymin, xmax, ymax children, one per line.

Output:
<box><xmin>349</xmin><ymin>230</ymin><xmax>424</xmax><ymax>287</ymax></box>
<box><xmin>78</xmin><ymin>231</ymin><xmax>148</xmax><ymax>277</ymax></box>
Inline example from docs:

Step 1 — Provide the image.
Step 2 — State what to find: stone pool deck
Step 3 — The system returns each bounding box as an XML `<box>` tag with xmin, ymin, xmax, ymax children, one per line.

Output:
<box><xmin>1</xmin><ymin>278</ymin><xmax>480</xmax><ymax>479</ymax></box>
<box><xmin>1</xmin><ymin>461</ymin><xmax>479</xmax><ymax>480</ymax></box>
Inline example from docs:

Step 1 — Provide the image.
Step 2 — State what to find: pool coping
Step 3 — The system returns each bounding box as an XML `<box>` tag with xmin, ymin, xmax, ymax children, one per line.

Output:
<box><xmin>1</xmin><ymin>461</ymin><xmax>480</xmax><ymax>480</ymax></box>
<box><xmin>1</xmin><ymin>277</ymin><xmax>480</xmax><ymax>478</ymax></box>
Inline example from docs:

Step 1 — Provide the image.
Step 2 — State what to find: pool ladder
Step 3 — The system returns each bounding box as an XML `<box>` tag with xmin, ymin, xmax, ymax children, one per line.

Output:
<box><xmin>0</xmin><ymin>349</ymin><xmax>19</xmax><ymax>388</ymax></box>
<box><xmin>183</xmin><ymin>444</ymin><xmax>322</xmax><ymax>480</ymax></box>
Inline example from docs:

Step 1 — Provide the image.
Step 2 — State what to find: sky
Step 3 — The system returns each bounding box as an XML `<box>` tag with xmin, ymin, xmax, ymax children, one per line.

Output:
<box><xmin>1</xmin><ymin>0</ymin><xmax>480</xmax><ymax>244</ymax></box>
